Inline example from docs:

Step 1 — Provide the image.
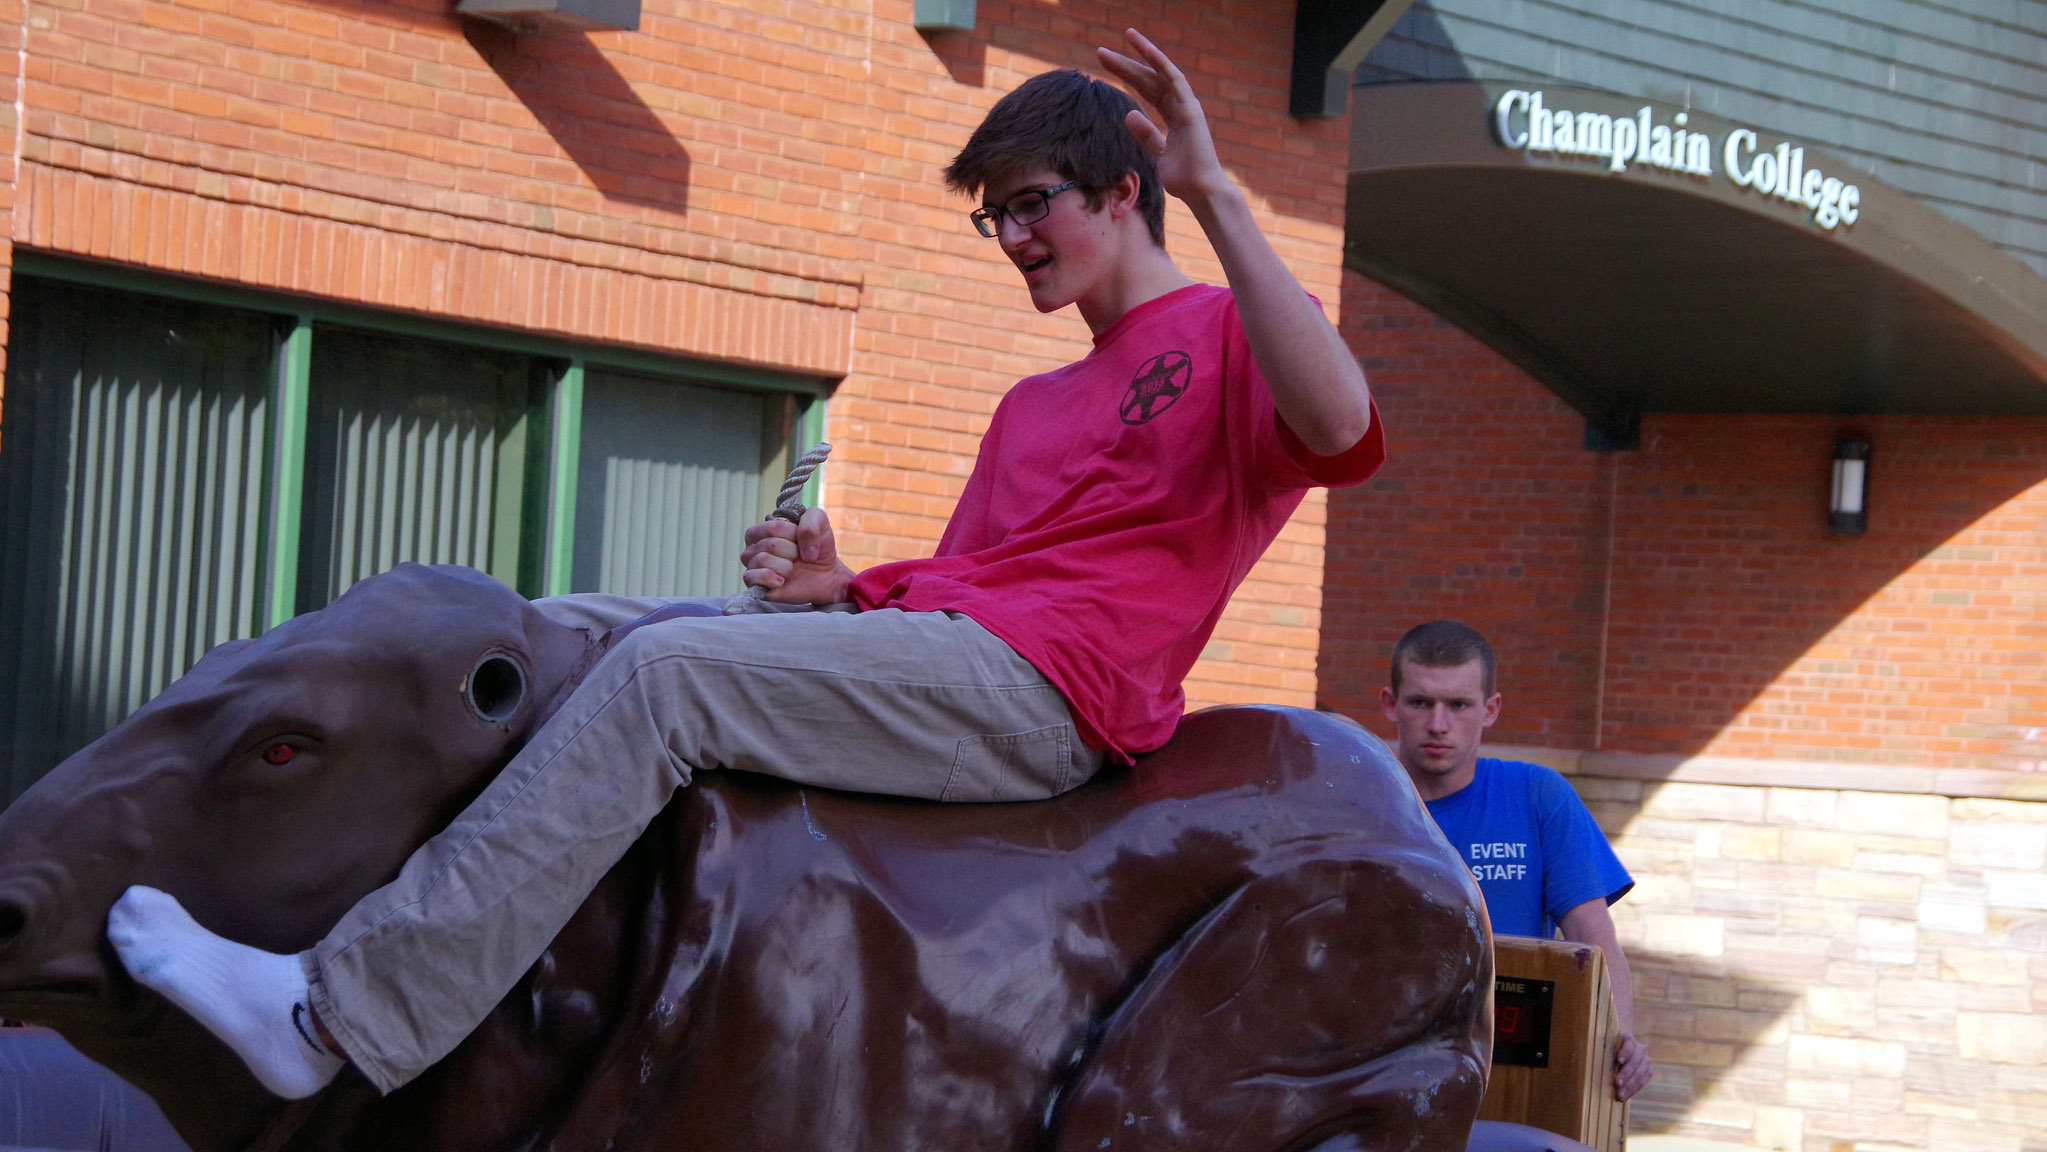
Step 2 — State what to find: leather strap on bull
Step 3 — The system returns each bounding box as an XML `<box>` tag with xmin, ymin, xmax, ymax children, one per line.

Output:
<box><xmin>722</xmin><ymin>441</ymin><xmax>834</xmax><ymax>616</ymax></box>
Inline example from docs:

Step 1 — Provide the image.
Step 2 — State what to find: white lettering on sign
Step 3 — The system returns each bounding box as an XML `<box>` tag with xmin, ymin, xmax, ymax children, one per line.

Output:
<box><xmin>1471</xmin><ymin>863</ymin><xmax>1529</xmax><ymax>881</ymax></box>
<box><xmin>1493</xmin><ymin>90</ymin><xmax>1712</xmax><ymax>176</ymax></box>
<box><xmin>1722</xmin><ymin>128</ymin><xmax>1860</xmax><ymax>228</ymax></box>
<box><xmin>1492</xmin><ymin>90</ymin><xmax>1861</xmax><ymax>231</ymax></box>
<box><xmin>1470</xmin><ymin>841</ymin><xmax>1528</xmax><ymax>859</ymax></box>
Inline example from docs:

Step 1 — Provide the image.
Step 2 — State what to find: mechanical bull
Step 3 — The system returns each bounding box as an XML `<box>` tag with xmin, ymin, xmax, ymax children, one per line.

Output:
<box><xmin>0</xmin><ymin>563</ymin><xmax>1492</xmax><ymax>1152</ymax></box>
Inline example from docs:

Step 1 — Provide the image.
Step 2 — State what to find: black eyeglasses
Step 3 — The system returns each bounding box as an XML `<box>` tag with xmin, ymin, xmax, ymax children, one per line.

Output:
<box><xmin>969</xmin><ymin>181</ymin><xmax>1082</xmax><ymax>238</ymax></box>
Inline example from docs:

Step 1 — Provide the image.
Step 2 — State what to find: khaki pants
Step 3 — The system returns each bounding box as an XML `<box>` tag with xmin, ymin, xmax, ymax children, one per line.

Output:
<box><xmin>305</xmin><ymin>597</ymin><xmax>1103</xmax><ymax>1093</ymax></box>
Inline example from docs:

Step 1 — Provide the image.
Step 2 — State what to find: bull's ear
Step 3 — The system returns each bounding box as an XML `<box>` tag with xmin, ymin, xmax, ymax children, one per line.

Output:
<box><xmin>203</xmin><ymin>638</ymin><xmax>257</xmax><ymax>659</ymax></box>
<box><xmin>465</xmin><ymin>653</ymin><xmax>528</xmax><ymax>723</ymax></box>
<box><xmin>186</xmin><ymin>638</ymin><xmax>258</xmax><ymax>676</ymax></box>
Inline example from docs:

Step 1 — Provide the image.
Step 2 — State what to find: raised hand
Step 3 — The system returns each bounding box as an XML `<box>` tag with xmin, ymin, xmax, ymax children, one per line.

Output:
<box><xmin>1095</xmin><ymin>28</ymin><xmax>1230</xmax><ymax>204</ymax></box>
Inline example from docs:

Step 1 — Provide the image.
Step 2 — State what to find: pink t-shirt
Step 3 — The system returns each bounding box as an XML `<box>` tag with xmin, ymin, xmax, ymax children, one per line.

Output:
<box><xmin>850</xmin><ymin>284</ymin><xmax>1384</xmax><ymax>761</ymax></box>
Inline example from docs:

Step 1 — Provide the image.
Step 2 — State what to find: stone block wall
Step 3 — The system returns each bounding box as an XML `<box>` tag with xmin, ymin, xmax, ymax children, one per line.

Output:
<box><xmin>1555</xmin><ymin>765</ymin><xmax>2047</xmax><ymax>1151</ymax></box>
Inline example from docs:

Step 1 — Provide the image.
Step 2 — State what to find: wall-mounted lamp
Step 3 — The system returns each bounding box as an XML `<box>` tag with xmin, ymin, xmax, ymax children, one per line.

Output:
<box><xmin>1829</xmin><ymin>437</ymin><xmax>1870</xmax><ymax>535</ymax></box>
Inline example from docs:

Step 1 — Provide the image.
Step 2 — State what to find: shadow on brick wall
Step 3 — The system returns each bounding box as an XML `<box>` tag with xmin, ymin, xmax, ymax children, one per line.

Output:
<box><xmin>1591</xmin><ymin>416</ymin><xmax>2047</xmax><ymax>767</ymax></box>
<box><xmin>463</xmin><ymin>21</ymin><xmax>693</xmax><ymax>212</ymax></box>
<box><xmin>922</xmin><ymin>26</ymin><xmax>988</xmax><ymax>88</ymax></box>
<box><xmin>1321</xmin><ymin>279</ymin><xmax>2047</xmax><ymax>772</ymax></box>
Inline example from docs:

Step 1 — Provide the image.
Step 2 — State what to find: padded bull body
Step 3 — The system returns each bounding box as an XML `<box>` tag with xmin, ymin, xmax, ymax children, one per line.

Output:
<box><xmin>0</xmin><ymin>564</ymin><xmax>1491</xmax><ymax>1152</ymax></box>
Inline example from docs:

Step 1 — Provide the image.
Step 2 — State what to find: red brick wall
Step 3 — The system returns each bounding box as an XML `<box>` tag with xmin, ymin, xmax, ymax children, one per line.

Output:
<box><xmin>1324</xmin><ymin>273</ymin><xmax>1611</xmax><ymax>745</ymax></box>
<box><xmin>1325</xmin><ymin>273</ymin><xmax>2047</xmax><ymax>775</ymax></box>
<box><xmin>1609</xmin><ymin>413</ymin><xmax>2047</xmax><ymax>769</ymax></box>
<box><xmin>0</xmin><ymin>0</ymin><xmax>20</xmax><ymax>395</ymax></box>
<box><xmin>2</xmin><ymin>0</ymin><xmax>1352</xmax><ymax>710</ymax></box>
<box><xmin>13</xmin><ymin>0</ymin><xmax>866</xmax><ymax>365</ymax></box>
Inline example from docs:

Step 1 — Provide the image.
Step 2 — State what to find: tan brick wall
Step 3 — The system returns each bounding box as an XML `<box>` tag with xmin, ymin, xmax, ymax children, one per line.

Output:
<box><xmin>1</xmin><ymin>0</ymin><xmax>1356</xmax><ymax>710</ymax></box>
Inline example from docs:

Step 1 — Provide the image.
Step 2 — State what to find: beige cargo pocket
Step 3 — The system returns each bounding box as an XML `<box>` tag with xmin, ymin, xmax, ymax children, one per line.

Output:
<box><xmin>941</xmin><ymin>724</ymin><xmax>1075</xmax><ymax>803</ymax></box>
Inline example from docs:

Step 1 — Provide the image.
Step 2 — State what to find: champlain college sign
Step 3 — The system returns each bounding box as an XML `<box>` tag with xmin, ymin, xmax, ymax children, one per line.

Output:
<box><xmin>1492</xmin><ymin>90</ymin><xmax>1863</xmax><ymax>231</ymax></box>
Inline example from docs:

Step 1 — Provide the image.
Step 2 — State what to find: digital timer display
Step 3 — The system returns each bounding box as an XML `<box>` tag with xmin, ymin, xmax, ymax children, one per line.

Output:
<box><xmin>1492</xmin><ymin>976</ymin><xmax>1554</xmax><ymax>1068</ymax></box>
<box><xmin>1498</xmin><ymin>1002</ymin><xmax>1532</xmax><ymax>1043</ymax></box>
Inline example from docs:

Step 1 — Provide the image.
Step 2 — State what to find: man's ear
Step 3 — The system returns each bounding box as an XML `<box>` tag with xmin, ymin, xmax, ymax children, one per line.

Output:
<box><xmin>1482</xmin><ymin>692</ymin><xmax>1503</xmax><ymax>729</ymax></box>
<box><xmin>1379</xmin><ymin>684</ymin><xmax>1399</xmax><ymax>722</ymax></box>
<box><xmin>1105</xmin><ymin>170</ymin><xmax>1143</xmax><ymax>219</ymax></box>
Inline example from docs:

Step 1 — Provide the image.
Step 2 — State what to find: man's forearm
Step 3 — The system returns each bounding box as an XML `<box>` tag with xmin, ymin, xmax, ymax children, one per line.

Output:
<box><xmin>1606</xmin><ymin>944</ymin><xmax>1635</xmax><ymax>1035</ymax></box>
<box><xmin>1559</xmin><ymin>900</ymin><xmax>1635</xmax><ymax>1033</ymax></box>
<box><xmin>1179</xmin><ymin>181</ymin><xmax>1373</xmax><ymax>457</ymax></box>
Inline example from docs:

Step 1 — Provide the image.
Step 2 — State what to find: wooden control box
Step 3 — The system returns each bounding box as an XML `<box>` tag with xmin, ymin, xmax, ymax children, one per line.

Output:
<box><xmin>1477</xmin><ymin>934</ymin><xmax>1627</xmax><ymax>1152</ymax></box>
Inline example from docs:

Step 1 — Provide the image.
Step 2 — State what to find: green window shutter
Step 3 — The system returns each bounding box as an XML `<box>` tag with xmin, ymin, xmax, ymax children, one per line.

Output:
<box><xmin>293</xmin><ymin>326</ymin><xmax>542</xmax><ymax>613</ymax></box>
<box><xmin>572</xmin><ymin>370</ymin><xmax>785</xmax><ymax>597</ymax></box>
<box><xmin>0</xmin><ymin>280</ymin><xmax>272</xmax><ymax>799</ymax></box>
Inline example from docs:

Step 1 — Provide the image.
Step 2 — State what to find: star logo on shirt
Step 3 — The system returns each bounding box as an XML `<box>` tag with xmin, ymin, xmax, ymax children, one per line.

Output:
<box><xmin>1119</xmin><ymin>351</ymin><xmax>1192</xmax><ymax>425</ymax></box>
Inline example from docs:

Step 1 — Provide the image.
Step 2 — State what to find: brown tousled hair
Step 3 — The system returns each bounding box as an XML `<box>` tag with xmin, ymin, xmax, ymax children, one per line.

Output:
<box><xmin>945</xmin><ymin>69</ymin><xmax>1166</xmax><ymax>246</ymax></box>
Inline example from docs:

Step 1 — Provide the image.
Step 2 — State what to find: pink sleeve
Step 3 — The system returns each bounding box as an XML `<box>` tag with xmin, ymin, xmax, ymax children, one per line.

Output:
<box><xmin>1276</xmin><ymin>398</ymin><xmax>1386</xmax><ymax>489</ymax></box>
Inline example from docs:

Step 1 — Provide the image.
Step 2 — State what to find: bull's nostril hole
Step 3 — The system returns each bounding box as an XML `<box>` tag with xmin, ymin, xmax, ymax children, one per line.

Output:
<box><xmin>467</xmin><ymin>655</ymin><xmax>527</xmax><ymax>723</ymax></box>
<box><xmin>0</xmin><ymin>902</ymin><xmax>25</xmax><ymax>946</ymax></box>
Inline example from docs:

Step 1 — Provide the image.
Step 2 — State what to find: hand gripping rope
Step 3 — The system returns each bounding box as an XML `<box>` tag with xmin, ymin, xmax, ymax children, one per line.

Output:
<box><xmin>722</xmin><ymin>441</ymin><xmax>833</xmax><ymax>616</ymax></box>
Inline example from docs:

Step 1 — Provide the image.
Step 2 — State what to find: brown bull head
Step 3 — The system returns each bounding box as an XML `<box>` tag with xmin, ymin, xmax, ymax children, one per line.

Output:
<box><xmin>0</xmin><ymin>564</ymin><xmax>598</xmax><ymax>1146</ymax></box>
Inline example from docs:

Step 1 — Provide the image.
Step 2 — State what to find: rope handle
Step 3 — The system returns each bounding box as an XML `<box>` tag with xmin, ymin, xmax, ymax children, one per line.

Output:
<box><xmin>765</xmin><ymin>440</ymin><xmax>833</xmax><ymax>524</ymax></box>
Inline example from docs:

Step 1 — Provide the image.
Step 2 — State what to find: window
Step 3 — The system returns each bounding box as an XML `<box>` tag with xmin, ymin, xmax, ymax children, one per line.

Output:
<box><xmin>0</xmin><ymin>264</ymin><xmax>823</xmax><ymax>802</ymax></box>
<box><xmin>295</xmin><ymin>325</ymin><xmax>544</xmax><ymax>611</ymax></box>
<box><xmin>575</xmin><ymin>367</ymin><xmax>792</xmax><ymax>597</ymax></box>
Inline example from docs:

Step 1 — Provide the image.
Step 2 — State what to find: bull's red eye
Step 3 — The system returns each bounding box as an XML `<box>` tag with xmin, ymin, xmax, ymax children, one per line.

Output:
<box><xmin>262</xmin><ymin>744</ymin><xmax>296</xmax><ymax>765</ymax></box>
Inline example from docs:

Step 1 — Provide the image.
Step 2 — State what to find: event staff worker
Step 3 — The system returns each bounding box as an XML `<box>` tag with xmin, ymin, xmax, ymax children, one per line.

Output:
<box><xmin>1381</xmin><ymin>619</ymin><xmax>1653</xmax><ymax>1103</ymax></box>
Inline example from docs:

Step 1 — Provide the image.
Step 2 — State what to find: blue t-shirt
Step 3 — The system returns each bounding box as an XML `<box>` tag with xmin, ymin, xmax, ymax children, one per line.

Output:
<box><xmin>1425</xmin><ymin>757</ymin><xmax>1633</xmax><ymax>939</ymax></box>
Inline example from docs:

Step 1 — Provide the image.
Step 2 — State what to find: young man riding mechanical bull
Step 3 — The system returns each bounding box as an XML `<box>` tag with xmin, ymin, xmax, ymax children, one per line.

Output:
<box><xmin>107</xmin><ymin>28</ymin><xmax>1386</xmax><ymax>1101</ymax></box>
